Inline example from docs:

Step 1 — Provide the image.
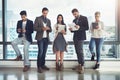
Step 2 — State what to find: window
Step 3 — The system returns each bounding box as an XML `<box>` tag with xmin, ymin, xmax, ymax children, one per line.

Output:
<box><xmin>0</xmin><ymin>0</ymin><xmax>3</xmax><ymax>59</ymax></box>
<box><xmin>0</xmin><ymin>0</ymin><xmax>2</xmax><ymax>41</ymax></box>
<box><xmin>6</xmin><ymin>0</ymin><xmax>117</xmax><ymax>60</ymax></box>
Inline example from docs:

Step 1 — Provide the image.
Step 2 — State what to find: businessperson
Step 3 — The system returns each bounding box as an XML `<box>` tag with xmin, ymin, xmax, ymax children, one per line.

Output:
<box><xmin>34</xmin><ymin>7</ymin><xmax>52</xmax><ymax>73</ymax></box>
<box><xmin>69</xmin><ymin>8</ymin><xmax>89</xmax><ymax>74</ymax></box>
<box><xmin>11</xmin><ymin>11</ymin><xmax>33</xmax><ymax>72</ymax></box>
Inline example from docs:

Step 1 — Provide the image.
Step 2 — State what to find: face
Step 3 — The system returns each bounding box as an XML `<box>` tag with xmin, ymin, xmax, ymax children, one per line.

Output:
<box><xmin>72</xmin><ymin>12</ymin><xmax>79</xmax><ymax>18</ymax></box>
<box><xmin>42</xmin><ymin>10</ymin><xmax>48</xmax><ymax>17</ymax></box>
<box><xmin>21</xmin><ymin>15</ymin><xmax>27</xmax><ymax>21</ymax></box>
<box><xmin>58</xmin><ymin>16</ymin><xmax>63</xmax><ymax>23</ymax></box>
<box><xmin>95</xmin><ymin>14</ymin><xmax>100</xmax><ymax>21</ymax></box>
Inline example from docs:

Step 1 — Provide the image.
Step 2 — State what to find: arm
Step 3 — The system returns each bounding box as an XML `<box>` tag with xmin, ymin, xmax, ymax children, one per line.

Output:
<box><xmin>78</xmin><ymin>17</ymin><xmax>89</xmax><ymax>31</ymax></box>
<box><xmin>33</xmin><ymin>17</ymin><xmax>43</xmax><ymax>32</ymax></box>
<box><xmin>26</xmin><ymin>21</ymin><xmax>34</xmax><ymax>34</ymax></box>
<box><xmin>47</xmin><ymin>20</ymin><xmax>52</xmax><ymax>32</ymax></box>
<box><xmin>64</xmin><ymin>25</ymin><xmax>67</xmax><ymax>35</ymax></box>
<box><xmin>16</xmin><ymin>21</ymin><xmax>22</xmax><ymax>33</ymax></box>
<box><xmin>61</xmin><ymin>25</ymin><xmax>67</xmax><ymax>35</ymax></box>
<box><xmin>99</xmin><ymin>22</ymin><xmax>104</xmax><ymax>30</ymax></box>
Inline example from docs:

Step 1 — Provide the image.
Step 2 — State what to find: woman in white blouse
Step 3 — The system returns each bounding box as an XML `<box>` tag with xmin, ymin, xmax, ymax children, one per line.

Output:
<box><xmin>89</xmin><ymin>12</ymin><xmax>104</xmax><ymax>69</ymax></box>
<box><xmin>53</xmin><ymin>14</ymin><xmax>67</xmax><ymax>71</ymax></box>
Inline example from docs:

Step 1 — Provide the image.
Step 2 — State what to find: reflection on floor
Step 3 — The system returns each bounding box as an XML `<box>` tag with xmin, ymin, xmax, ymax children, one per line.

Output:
<box><xmin>0</xmin><ymin>68</ymin><xmax>120</xmax><ymax>80</ymax></box>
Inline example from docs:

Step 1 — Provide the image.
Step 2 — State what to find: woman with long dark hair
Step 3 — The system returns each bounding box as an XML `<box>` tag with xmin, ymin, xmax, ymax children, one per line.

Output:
<box><xmin>53</xmin><ymin>14</ymin><xmax>67</xmax><ymax>71</ymax></box>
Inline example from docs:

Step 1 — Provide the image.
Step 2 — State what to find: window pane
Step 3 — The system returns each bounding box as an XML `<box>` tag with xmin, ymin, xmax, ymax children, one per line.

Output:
<box><xmin>0</xmin><ymin>45</ymin><xmax>3</xmax><ymax>59</ymax></box>
<box><xmin>6</xmin><ymin>44</ymin><xmax>115</xmax><ymax>60</ymax></box>
<box><xmin>6</xmin><ymin>0</ymin><xmax>117</xmax><ymax>59</ymax></box>
<box><xmin>6</xmin><ymin>0</ymin><xmax>116</xmax><ymax>41</ymax></box>
<box><xmin>0</xmin><ymin>0</ymin><xmax>2</xmax><ymax>41</ymax></box>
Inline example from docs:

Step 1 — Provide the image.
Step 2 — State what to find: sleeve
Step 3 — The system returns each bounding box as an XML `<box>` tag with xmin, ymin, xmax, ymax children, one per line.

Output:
<box><xmin>71</xmin><ymin>20</ymin><xmax>76</xmax><ymax>33</ymax></box>
<box><xmin>33</xmin><ymin>17</ymin><xmax>43</xmax><ymax>32</ymax></box>
<box><xmin>16</xmin><ymin>21</ymin><xmax>21</xmax><ymax>33</ymax></box>
<box><xmin>26</xmin><ymin>21</ymin><xmax>34</xmax><ymax>34</ymax></box>
<box><xmin>53</xmin><ymin>24</ymin><xmax>57</xmax><ymax>33</ymax></box>
<box><xmin>101</xmin><ymin>22</ymin><xmax>104</xmax><ymax>30</ymax></box>
<box><xmin>65</xmin><ymin>25</ymin><xmax>67</xmax><ymax>32</ymax></box>
<box><xmin>98</xmin><ymin>22</ymin><xmax>104</xmax><ymax>31</ymax></box>
<box><xmin>47</xmin><ymin>20</ymin><xmax>52</xmax><ymax>32</ymax></box>
<box><xmin>78</xmin><ymin>17</ymin><xmax>89</xmax><ymax>31</ymax></box>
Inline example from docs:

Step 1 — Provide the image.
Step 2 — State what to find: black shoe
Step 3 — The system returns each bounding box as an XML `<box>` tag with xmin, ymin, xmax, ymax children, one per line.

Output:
<box><xmin>38</xmin><ymin>67</ymin><xmax>43</xmax><ymax>73</ymax></box>
<box><xmin>42</xmin><ymin>65</ymin><xmax>50</xmax><ymax>70</ymax></box>
<box><xmin>93</xmin><ymin>64</ymin><xmax>100</xmax><ymax>69</ymax></box>
<box><xmin>91</xmin><ymin>53</ymin><xmax>95</xmax><ymax>61</ymax></box>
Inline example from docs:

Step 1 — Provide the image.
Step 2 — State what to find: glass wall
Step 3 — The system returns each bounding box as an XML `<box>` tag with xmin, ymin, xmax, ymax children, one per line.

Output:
<box><xmin>0</xmin><ymin>0</ymin><xmax>2</xmax><ymax>41</ymax></box>
<box><xmin>0</xmin><ymin>0</ymin><xmax>3</xmax><ymax>59</ymax></box>
<box><xmin>5</xmin><ymin>0</ymin><xmax>117</xmax><ymax>60</ymax></box>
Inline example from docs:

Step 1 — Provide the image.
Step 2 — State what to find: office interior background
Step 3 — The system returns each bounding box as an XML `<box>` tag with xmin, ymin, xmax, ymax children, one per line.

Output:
<box><xmin>0</xmin><ymin>0</ymin><xmax>119</xmax><ymax>60</ymax></box>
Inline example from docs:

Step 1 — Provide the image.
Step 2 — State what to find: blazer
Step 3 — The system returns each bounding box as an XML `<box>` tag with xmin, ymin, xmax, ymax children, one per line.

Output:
<box><xmin>16</xmin><ymin>19</ymin><xmax>33</xmax><ymax>43</ymax></box>
<box><xmin>72</xmin><ymin>15</ymin><xmax>89</xmax><ymax>41</ymax></box>
<box><xmin>34</xmin><ymin>16</ymin><xmax>52</xmax><ymax>41</ymax></box>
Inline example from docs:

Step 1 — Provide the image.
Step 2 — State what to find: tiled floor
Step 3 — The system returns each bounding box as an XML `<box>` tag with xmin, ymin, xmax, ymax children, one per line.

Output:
<box><xmin>0</xmin><ymin>68</ymin><xmax>120</xmax><ymax>80</ymax></box>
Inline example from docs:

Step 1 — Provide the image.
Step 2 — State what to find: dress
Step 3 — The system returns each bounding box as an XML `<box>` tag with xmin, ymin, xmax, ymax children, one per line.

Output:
<box><xmin>53</xmin><ymin>24</ymin><xmax>67</xmax><ymax>53</ymax></box>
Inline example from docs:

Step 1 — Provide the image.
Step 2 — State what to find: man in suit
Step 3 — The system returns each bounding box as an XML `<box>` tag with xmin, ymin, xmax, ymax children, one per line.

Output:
<box><xmin>34</xmin><ymin>7</ymin><xmax>52</xmax><ymax>73</ymax></box>
<box><xmin>11</xmin><ymin>11</ymin><xmax>33</xmax><ymax>72</ymax></box>
<box><xmin>69</xmin><ymin>8</ymin><xmax>89</xmax><ymax>74</ymax></box>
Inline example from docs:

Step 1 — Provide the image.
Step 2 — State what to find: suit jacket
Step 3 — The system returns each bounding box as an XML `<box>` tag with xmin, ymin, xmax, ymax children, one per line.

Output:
<box><xmin>34</xmin><ymin>16</ymin><xmax>52</xmax><ymax>41</ymax></box>
<box><xmin>17</xmin><ymin>19</ymin><xmax>33</xmax><ymax>43</ymax></box>
<box><xmin>72</xmin><ymin>15</ymin><xmax>89</xmax><ymax>41</ymax></box>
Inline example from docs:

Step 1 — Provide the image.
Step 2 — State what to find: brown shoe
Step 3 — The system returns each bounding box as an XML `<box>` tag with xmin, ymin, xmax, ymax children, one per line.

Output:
<box><xmin>38</xmin><ymin>67</ymin><xmax>43</xmax><ymax>73</ymax></box>
<box><xmin>56</xmin><ymin>62</ymin><xmax>59</xmax><ymax>71</ymax></box>
<box><xmin>59</xmin><ymin>63</ymin><xmax>64</xmax><ymax>71</ymax></box>
<box><xmin>42</xmin><ymin>65</ymin><xmax>50</xmax><ymax>70</ymax></box>
<box><xmin>23</xmin><ymin>66</ymin><xmax>30</xmax><ymax>72</ymax></box>
<box><xmin>14</xmin><ymin>55</ymin><xmax>22</xmax><ymax>61</ymax></box>
<box><xmin>78</xmin><ymin>65</ymin><xmax>84</xmax><ymax>74</ymax></box>
<box><xmin>72</xmin><ymin>65</ymin><xmax>79</xmax><ymax>70</ymax></box>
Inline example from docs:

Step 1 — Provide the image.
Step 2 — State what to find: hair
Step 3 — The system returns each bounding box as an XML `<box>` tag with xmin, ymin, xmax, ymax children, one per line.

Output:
<box><xmin>42</xmin><ymin>7</ymin><xmax>49</xmax><ymax>12</ymax></box>
<box><xmin>72</xmin><ymin>8</ymin><xmax>79</xmax><ymax>13</ymax></box>
<box><xmin>95</xmin><ymin>11</ymin><xmax>101</xmax><ymax>16</ymax></box>
<box><xmin>20</xmin><ymin>10</ymin><xmax>27</xmax><ymax>15</ymax></box>
<box><xmin>57</xmin><ymin>14</ymin><xmax>65</xmax><ymax>25</ymax></box>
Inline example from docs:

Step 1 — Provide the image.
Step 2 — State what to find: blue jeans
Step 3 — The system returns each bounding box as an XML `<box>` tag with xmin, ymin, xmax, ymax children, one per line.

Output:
<box><xmin>37</xmin><ymin>38</ymin><xmax>49</xmax><ymax>68</ymax></box>
<box><xmin>89</xmin><ymin>38</ymin><xmax>104</xmax><ymax>62</ymax></box>
<box><xmin>11</xmin><ymin>37</ymin><xmax>30</xmax><ymax>66</ymax></box>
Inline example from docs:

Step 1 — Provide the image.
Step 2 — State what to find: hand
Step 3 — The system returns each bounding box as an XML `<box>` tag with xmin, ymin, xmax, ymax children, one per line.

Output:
<box><xmin>69</xmin><ymin>28</ymin><xmax>73</xmax><ymax>31</ymax></box>
<box><xmin>61</xmin><ymin>30</ymin><xmax>66</xmax><ymax>34</ymax></box>
<box><xmin>42</xmin><ymin>27</ymin><xmax>47</xmax><ymax>31</ymax></box>
<box><xmin>96</xmin><ymin>26</ymin><xmax>99</xmax><ymax>29</ymax></box>
<box><xmin>46</xmin><ymin>26</ymin><xmax>50</xmax><ymax>30</ymax></box>
<box><xmin>17</xmin><ymin>29</ymin><xmax>22</xmax><ymax>32</ymax></box>
<box><xmin>75</xmin><ymin>25</ymin><xmax>80</xmax><ymax>29</ymax></box>
<box><xmin>56</xmin><ymin>26</ymin><xmax>59</xmax><ymax>30</ymax></box>
<box><xmin>22</xmin><ymin>29</ymin><xmax>26</xmax><ymax>33</ymax></box>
